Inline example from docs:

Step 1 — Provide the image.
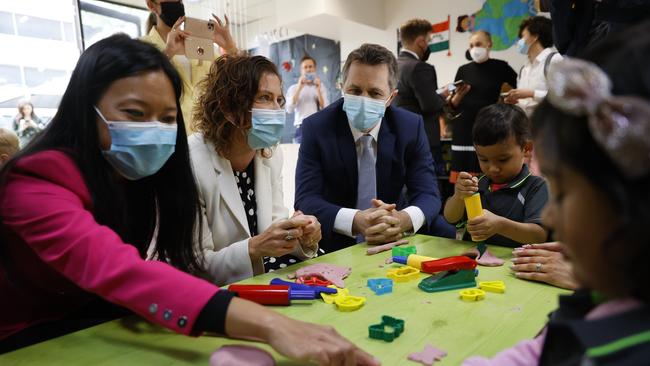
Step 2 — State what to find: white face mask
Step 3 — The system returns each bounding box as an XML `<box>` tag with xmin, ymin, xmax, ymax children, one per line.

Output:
<box><xmin>469</xmin><ymin>47</ymin><xmax>489</xmax><ymax>63</ymax></box>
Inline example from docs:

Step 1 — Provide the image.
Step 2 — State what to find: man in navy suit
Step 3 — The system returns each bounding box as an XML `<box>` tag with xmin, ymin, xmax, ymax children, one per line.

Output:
<box><xmin>295</xmin><ymin>43</ymin><xmax>454</xmax><ymax>254</ymax></box>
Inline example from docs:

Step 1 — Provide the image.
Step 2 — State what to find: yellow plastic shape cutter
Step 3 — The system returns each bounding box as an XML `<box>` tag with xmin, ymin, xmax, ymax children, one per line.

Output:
<box><xmin>320</xmin><ymin>285</ymin><xmax>349</xmax><ymax>304</ymax></box>
<box><xmin>386</xmin><ymin>265</ymin><xmax>420</xmax><ymax>282</ymax></box>
<box><xmin>459</xmin><ymin>289</ymin><xmax>486</xmax><ymax>301</ymax></box>
<box><xmin>334</xmin><ymin>295</ymin><xmax>366</xmax><ymax>312</ymax></box>
<box><xmin>479</xmin><ymin>281</ymin><xmax>506</xmax><ymax>293</ymax></box>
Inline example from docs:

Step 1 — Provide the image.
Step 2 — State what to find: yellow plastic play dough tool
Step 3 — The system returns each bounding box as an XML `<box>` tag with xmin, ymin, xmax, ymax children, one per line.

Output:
<box><xmin>387</xmin><ymin>266</ymin><xmax>420</xmax><ymax>282</ymax></box>
<box><xmin>320</xmin><ymin>285</ymin><xmax>349</xmax><ymax>304</ymax></box>
<box><xmin>459</xmin><ymin>289</ymin><xmax>486</xmax><ymax>301</ymax></box>
<box><xmin>404</xmin><ymin>254</ymin><xmax>439</xmax><ymax>270</ymax></box>
<box><xmin>334</xmin><ymin>295</ymin><xmax>366</xmax><ymax>311</ymax></box>
<box><xmin>464</xmin><ymin>193</ymin><xmax>483</xmax><ymax>241</ymax></box>
<box><xmin>479</xmin><ymin>280</ymin><xmax>506</xmax><ymax>293</ymax></box>
<box><xmin>464</xmin><ymin>193</ymin><xmax>483</xmax><ymax>220</ymax></box>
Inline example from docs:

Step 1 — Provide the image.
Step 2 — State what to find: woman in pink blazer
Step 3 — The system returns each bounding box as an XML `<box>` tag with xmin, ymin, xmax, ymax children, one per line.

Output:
<box><xmin>0</xmin><ymin>34</ymin><xmax>378</xmax><ymax>366</ymax></box>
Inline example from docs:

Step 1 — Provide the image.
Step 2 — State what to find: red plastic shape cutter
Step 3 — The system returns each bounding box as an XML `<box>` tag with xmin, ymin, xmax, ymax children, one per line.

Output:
<box><xmin>421</xmin><ymin>256</ymin><xmax>477</xmax><ymax>274</ymax></box>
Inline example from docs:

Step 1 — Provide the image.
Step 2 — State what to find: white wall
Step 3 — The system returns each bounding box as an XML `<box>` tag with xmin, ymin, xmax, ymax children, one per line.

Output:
<box><xmin>234</xmin><ymin>0</ymin><xmax>533</xmax><ymax>86</ymax></box>
<box><xmin>325</xmin><ymin>0</ymin><xmax>386</xmax><ymax>30</ymax></box>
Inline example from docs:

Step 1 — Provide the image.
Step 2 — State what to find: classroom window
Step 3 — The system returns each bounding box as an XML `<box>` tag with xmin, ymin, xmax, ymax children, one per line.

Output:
<box><xmin>0</xmin><ymin>0</ymin><xmax>81</xmax><ymax>122</ymax></box>
<box><xmin>79</xmin><ymin>0</ymin><xmax>149</xmax><ymax>48</ymax></box>
<box><xmin>0</xmin><ymin>65</ymin><xmax>22</xmax><ymax>87</ymax></box>
<box><xmin>15</xmin><ymin>14</ymin><xmax>63</xmax><ymax>41</ymax></box>
<box><xmin>0</xmin><ymin>11</ymin><xmax>14</xmax><ymax>35</ymax></box>
<box><xmin>24</xmin><ymin>67</ymin><xmax>68</xmax><ymax>88</ymax></box>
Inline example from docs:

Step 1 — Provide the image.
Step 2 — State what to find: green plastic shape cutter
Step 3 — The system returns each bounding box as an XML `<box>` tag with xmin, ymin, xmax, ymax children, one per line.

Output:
<box><xmin>418</xmin><ymin>269</ymin><xmax>477</xmax><ymax>293</ymax></box>
<box><xmin>368</xmin><ymin>315</ymin><xmax>405</xmax><ymax>342</ymax></box>
<box><xmin>391</xmin><ymin>245</ymin><xmax>417</xmax><ymax>257</ymax></box>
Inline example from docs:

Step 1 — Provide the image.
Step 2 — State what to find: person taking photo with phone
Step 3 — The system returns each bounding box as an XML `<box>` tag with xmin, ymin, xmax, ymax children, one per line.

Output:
<box><xmin>285</xmin><ymin>55</ymin><xmax>329</xmax><ymax>143</ymax></box>
<box><xmin>143</xmin><ymin>0</ymin><xmax>238</xmax><ymax>134</ymax></box>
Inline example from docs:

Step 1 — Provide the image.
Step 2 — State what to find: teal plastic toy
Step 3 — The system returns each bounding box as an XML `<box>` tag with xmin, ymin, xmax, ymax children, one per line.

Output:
<box><xmin>418</xmin><ymin>269</ymin><xmax>477</xmax><ymax>293</ymax></box>
<box><xmin>368</xmin><ymin>315</ymin><xmax>405</xmax><ymax>342</ymax></box>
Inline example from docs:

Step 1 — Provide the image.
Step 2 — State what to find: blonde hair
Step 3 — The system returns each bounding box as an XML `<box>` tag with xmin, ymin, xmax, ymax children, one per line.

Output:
<box><xmin>0</xmin><ymin>128</ymin><xmax>19</xmax><ymax>156</ymax></box>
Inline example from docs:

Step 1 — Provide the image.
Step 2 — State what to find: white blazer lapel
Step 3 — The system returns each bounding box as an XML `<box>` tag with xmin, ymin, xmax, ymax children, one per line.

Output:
<box><xmin>254</xmin><ymin>153</ymin><xmax>273</xmax><ymax>232</ymax></box>
<box><xmin>210</xmin><ymin>152</ymin><xmax>251</xmax><ymax>236</ymax></box>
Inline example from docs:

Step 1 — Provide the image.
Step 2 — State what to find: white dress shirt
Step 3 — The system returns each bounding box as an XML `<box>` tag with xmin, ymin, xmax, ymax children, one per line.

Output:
<box><xmin>285</xmin><ymin>83</ymin><xmax>329</xmax><ymax>127</ymax></box>
<box><xmin>517</xmin><ymin>47</ymin><xmax>563</xmax><ymax>116</ymax></box>
<box><xmin>332</xmin><ymin>119</ymin><xmax>426</xmax><ymax>238</ymax></box>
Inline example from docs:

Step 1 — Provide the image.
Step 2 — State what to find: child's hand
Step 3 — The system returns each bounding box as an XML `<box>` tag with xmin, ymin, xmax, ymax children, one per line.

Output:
<box><xmin>454</xmin><ymin>172</ymin><xmax>479</xmax><ymax>199</ymax></box>
<box><xmin>466</xmin><ymin>209</ymin><xmax>502</xmax><ymax>242</ymax></box>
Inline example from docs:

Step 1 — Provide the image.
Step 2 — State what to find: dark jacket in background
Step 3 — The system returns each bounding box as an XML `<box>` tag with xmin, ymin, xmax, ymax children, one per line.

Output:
<box><xmin>551</xmin><ymin>0</ymin><xmax>650</xmax><ymax>56</ymax></box>
<box><xmin>393</xmin><ymin>51</ymin><xmax>445</xmax><ymax>156</ymax></box>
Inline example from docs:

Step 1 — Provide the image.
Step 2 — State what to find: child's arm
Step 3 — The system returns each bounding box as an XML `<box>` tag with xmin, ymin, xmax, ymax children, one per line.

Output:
<box><xmin>443</xmin><ymin>194</ymin><xmax>465</xmax><ymax>223</ymax></box>
<box><xmin>466</xmin><ymin>210</ymin><xmax>548</xmax><ymax>244</ymax></box>
<box><xmin>498</xmin><ymin>218</ymin><xmax>548</xmax><ymax>244</ymax></box>
<box><xmin>444</xmin><ymin>172</ymin><xmax>478</xmax><ymax>223</ymax></box>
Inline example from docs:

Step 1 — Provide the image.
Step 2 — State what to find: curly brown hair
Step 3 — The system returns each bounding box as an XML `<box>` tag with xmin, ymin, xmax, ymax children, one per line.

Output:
<box><xmin>193</xmin><ymin>55</ymin><xmax>281</xmax><ymax>157</ymax></box>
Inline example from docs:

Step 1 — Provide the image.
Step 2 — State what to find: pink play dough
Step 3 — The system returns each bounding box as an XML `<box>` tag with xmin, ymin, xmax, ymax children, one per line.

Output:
<box><xmin>408</xmin><ymin>344</ymin><xmax>448</xmax><ymax>365</ymax></box>
<box><xmin>476</xmin><ymin>249</ymin><xmax>505</xmax><ymax>266</ymax></box>
<box><xmin>366</xmin><ymin>239</ymin><xmax>410</xmax><ymax>255</ymax></box>
<box><xmin>210</xmin><ymin>345</ymin><xmax>275</xmax><ymax>366</ymax></box>
<box><xmin>461</xmin><ymin>247</ymin><xmax>505</xmax><ymax>267</ymax></box>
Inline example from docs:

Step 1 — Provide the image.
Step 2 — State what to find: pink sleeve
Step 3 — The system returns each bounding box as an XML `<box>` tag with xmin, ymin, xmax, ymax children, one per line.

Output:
<box><xmin>0</xmin><ymin>151</ymin><xmax>220</xmax><ymax>335</ymax></box>
<box><xmin>462</xmin><ymin>329</ymin><xmax>546</xmax><ymax>366</ymax></box>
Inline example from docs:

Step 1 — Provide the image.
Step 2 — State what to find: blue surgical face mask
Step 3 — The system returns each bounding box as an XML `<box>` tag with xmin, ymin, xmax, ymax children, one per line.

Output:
<box><xmin>248</xmin><ymin>108</ymin><xmax>286</xmax><ymax>149</ymax></box>
<box><xmin>517</xmin><ymin>38</ymin><xmax>530</xmax><ymax>55</ymax></box>
<box><xmin>95</xmin><ymin>107</ymin><xmax>177</xmax><ymax>180</ymax></box>
<box><xmin>342</xmin><ymin>93</ymin><xmax>387</xmax><ymax>131</ymax></box>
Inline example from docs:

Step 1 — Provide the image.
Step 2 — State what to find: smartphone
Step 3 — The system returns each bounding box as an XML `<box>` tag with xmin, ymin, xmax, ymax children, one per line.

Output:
<box><xmin>453</xmin><ymin>80</ymin><xmax>466</xmax><ymax>87</ymax></box>
<box><xmin>185</xmin><ymin>36</ymin><xmax>214</xmax><ymax>61</ymax></box>
<box><xmin>305</xmin><ymin>73</ymin><xmax>316</xmax><ymax>82</ymax></box>
<box><xmin>183</xmin><ymin>17</ymin><xmax>215</xmax><ymax>39</ymax></box>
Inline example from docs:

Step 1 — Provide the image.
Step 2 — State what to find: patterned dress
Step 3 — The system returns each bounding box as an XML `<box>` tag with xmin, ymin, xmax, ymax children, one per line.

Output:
<box><xmin>233</xmin><ymin>161</ymin><xmax>302</xmax><ymax>272</ymax></box>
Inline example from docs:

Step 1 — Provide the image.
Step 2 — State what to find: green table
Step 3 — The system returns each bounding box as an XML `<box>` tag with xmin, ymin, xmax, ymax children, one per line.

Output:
<box><xmin>1</xmin><ymin>235</ymin><xmax>568</xmax><ymax>365</ymax></box>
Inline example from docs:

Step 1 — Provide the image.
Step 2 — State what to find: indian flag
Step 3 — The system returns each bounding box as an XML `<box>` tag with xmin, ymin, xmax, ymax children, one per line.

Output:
<box><xmin>429</xmin><ymin>16</ymin><xmax>451</xmax><ymax>54</ymax></box>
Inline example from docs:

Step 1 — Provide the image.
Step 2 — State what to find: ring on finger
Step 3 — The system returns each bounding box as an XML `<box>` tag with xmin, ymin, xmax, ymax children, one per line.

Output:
<box><xmin>535</xmin><ymin>262</ymin><xmax>543</xmax><ymax>272</ymax></box>
<box><xmin>284</xmin><ymin>231</ymin><xmax>294</xmax><ymax>241</ymax></box>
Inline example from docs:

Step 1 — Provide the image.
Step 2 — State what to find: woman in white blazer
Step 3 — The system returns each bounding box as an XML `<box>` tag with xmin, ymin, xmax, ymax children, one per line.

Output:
<box><xmin>189</xmin><ymin>55</ymin><xmax>321</xmax><ymax>286</ymax></box>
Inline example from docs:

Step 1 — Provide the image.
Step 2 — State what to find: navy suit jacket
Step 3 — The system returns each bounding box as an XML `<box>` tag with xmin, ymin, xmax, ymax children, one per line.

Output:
<box><xmin>295</xmin><ymin>98</ymin><xmax>442</xmax><ymax>253</ymax></box>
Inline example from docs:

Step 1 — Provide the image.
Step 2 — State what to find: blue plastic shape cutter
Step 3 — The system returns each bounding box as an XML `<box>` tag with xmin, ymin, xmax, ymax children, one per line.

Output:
<box><xmin>368</xmin><ymin>315</ymin><xmax>405</xmax><ymax>342</ymax></box>
<box><xmin>270</xmin><ymin>278</ymin><xmax>337</xmax><ymax>296</ymax></box>
<box><xmin>367</xmin><ymin>278</ymin><xmax>393</xmax><ymax>295</ymax></box>
<box><xmin>418</xmin><ymin>269</ymin><xmax>477</xmax><ymax>293</ymax></box>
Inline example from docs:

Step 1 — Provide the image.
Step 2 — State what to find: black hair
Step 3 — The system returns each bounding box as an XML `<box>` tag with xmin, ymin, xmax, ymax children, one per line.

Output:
<box><xmin>0</xmin><ymin>34</ymin><xmax>204</xmax><ymax>275</ymax></box>
<box><xmin>531</xmin><ymin>19</ymin><xmax>650</xmax><ymax>302</ymax></box>
<box><xmin>519</xmin><ymin>16</ymin><xmax>554</xmax><ymax>48</ymax></box>
<box><xmin>472</xmin><ymin>104</ymin><xmax>530</xmax><ymax>147</ymax></box>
